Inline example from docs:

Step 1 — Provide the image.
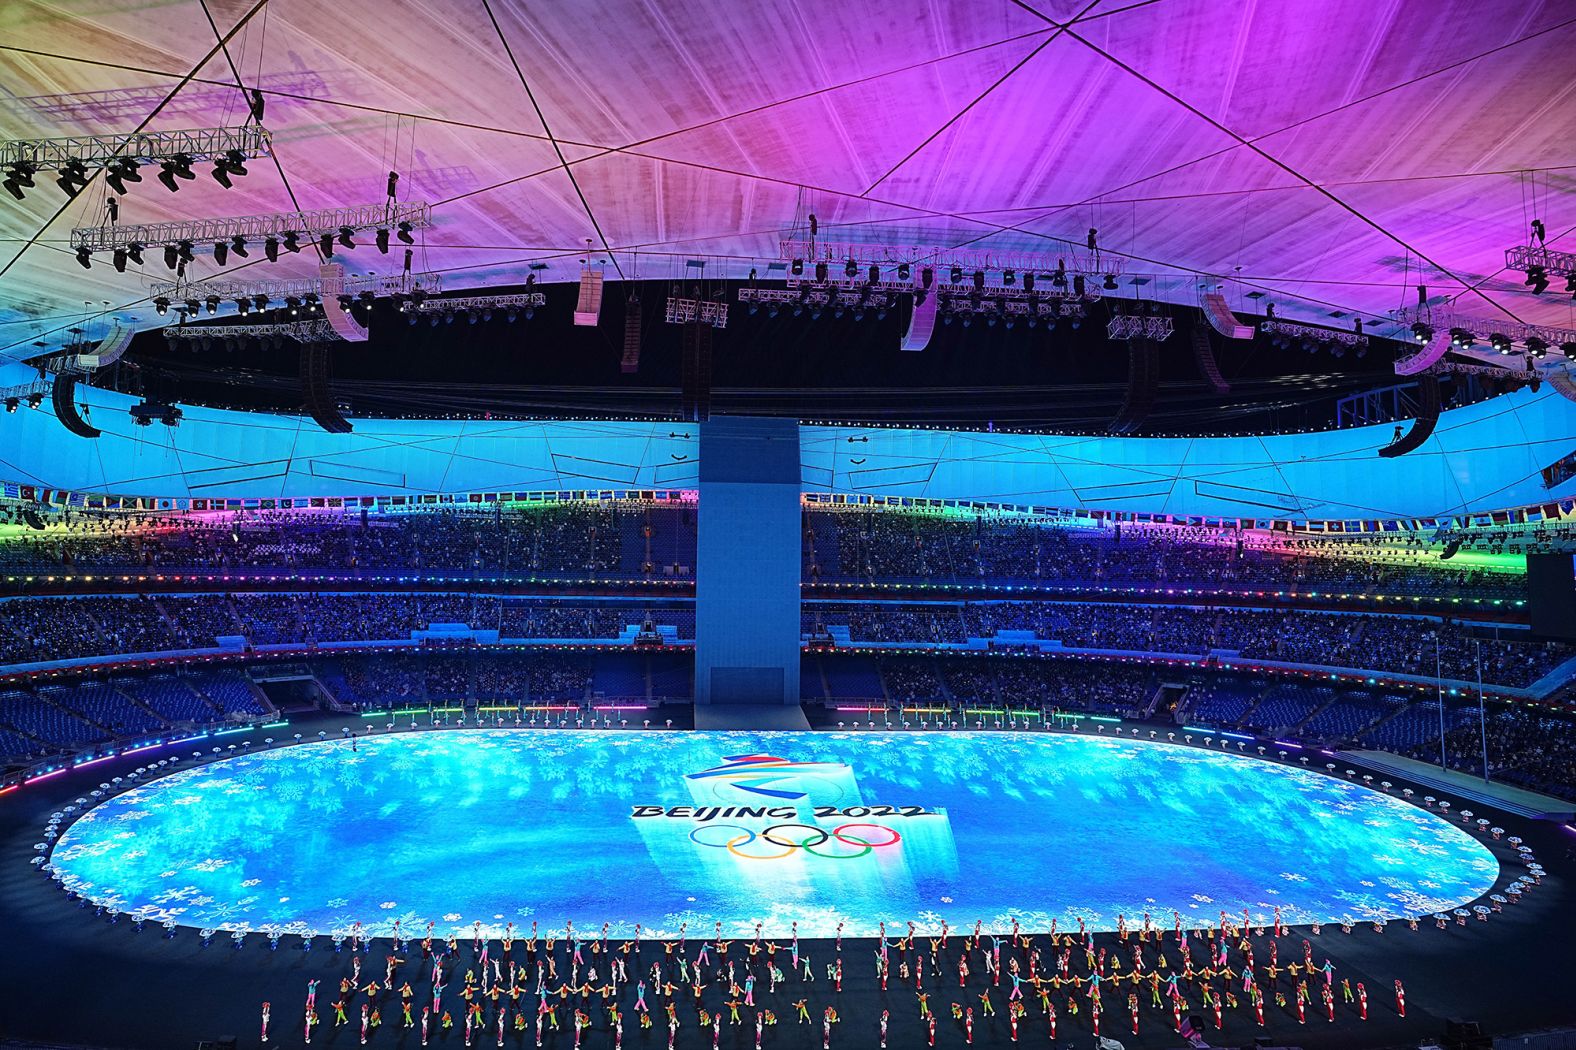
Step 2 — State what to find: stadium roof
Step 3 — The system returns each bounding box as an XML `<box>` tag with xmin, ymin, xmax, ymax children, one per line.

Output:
<box><xmin>3</xmin><ymin>0</ymin><xmax>1575</xmax><ymax>362</ymax></box>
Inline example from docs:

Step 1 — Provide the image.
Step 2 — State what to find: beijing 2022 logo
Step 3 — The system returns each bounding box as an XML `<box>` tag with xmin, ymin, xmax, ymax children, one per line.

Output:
<box><xmin>629</xmin><ymin>753</ymin><xmax>931</xmax><ymax>861</ymax></box>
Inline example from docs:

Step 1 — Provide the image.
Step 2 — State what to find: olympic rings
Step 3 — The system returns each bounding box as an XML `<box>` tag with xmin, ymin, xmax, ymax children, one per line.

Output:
<box><xmin>760</xmin><ymin>824</ymin><xmax>831</xmax><ymax>849</ymax></box>
<box><xmin>688</xmin><ymin>821</ymin><xmax>901</xmax><ymax>861</ymax></box>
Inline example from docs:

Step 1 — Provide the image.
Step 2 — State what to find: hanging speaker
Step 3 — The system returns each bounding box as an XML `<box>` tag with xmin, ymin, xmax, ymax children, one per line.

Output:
<box><xmin>300</xmin><ymin>344</ymin><xmax>353</xmax><ymax>434</ymax></box>
<box><xmin>51</xmin><ymin>373</ymin><xmax>101</xmax><ymax>438</ymax></box>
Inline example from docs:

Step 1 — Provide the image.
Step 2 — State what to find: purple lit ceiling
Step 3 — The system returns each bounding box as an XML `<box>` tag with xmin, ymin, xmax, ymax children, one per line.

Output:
<box><xmin>2</xmin><ymin>0</ymin><xmax>1575</xmax><ymax>360</ymax></box>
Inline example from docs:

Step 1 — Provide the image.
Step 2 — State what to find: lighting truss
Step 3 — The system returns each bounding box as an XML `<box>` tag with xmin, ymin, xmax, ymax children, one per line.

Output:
<box><xmin>1431</xmin><ymin>360</ymin><xmax>1542</xmax><ymax>383</ymax></box>
<box><xmin>1106</xmin><ymin>314</ymin><xmax>1175</xmax><ymax>341</ymax></box>
<box><xmin>737</xmin><ymin>287</ymin><xmax>892</xmax><ymax>317</ymax></box>
<box><xmin>70</xmin><ymin>201</ymin><xmax>433</xmax><ymax>254</ymax></box>
<box><xmin>163</xmin><ymin>319</ymin><xmax>340</xmax><ymax>344</ymax></box>
<box><xmin>1505</xmin><ymin>244</ymin><xmax>1576</xmax><ymax>277</ymax></box>
<box><xmin>663</xmin><ymin>297</ymin><xmax>729</xmax><ymax>328</ymax></box>
<box><xmin>1391</xmin><ymin>304</ymin><xmax>1576</xmax><ymax>351</ymax></box>
<box><xmin>936</xmin><ymin>289</ymin><xmax>1090</xmax><ymax>325</ymax></box>
<box><xmin>149</xmin><ymin>270</ymin><xmax>445</xmax><ymax>304</ymax></box>
<box><xmin>778</xmin><ymin>238</ymin><xmax>1123</xmax><ymax>282</ymax></box>
<box><xmin>1259</xmin><ymin>319</ymin><xmax>1368</xmax><ymax>348</ymax></box>
<box><xmin>0</xmin><ymin>125</ymin><xmax>270</xmax><ymax>172</ymax></box>
<box><xmin>402</xmin><ymin>292</ymin><xmax>545</xmax><ymax>315</ymax></box>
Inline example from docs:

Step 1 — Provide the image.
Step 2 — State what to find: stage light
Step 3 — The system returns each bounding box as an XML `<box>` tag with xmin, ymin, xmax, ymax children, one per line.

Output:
<box><xmin>1102</xmin><ymin>274</ymin><xmax>1119</xmax><ymax>290</ymax></box>
<box><xmin>125</xmin><ymin>242</ymin><xmax>143</xmax><ymax>265</ymax></box>
<box><xmin>1567</xmin><ymin>275</ymin><xmax>1576</xmax><ymax>298</ymax></box>
<box><xmin>1051</xmin><ymin>260</ymin><xmax>1066</xmax><ymax>287</ymax></box>
<box><xmin>376</xmin><ymin>227</ymin><xmax>389</xmax><ymax>254</ymax></box>
<box><xmin>950</xmin><ymin>266</ymin><xmax>963</xmax><ymax>284</ymax></box>
<box><xmin>1022</xmin><ymin>272</ymin><xmax>1035</xmax><ymax>293</ymax></box>
<box><xmin>844</xmin><ymin>258</ymin><xmax>858</xmax><ymax>279</ymax></box>
<box><xmin>1072</xmin><ymin>274</ymin><xmax>1086</xmax><ymax>296</ymax></box>
<box><xmin>211</xmin><ymin>149</ymin><xmax>249</xmax><ymax>188</ymax></box>
<box><xmin>319</xmin><ymin>232</ymin><xmax>334</xmax><ymax>257</ymax></box>
<box><xmin>1489</xmin><ymin>332</ymin><xmax>1512</xmax><ymax>354</ymax></box>
<box><xmin>213</xmin><ymin>240</ymin><xmax>228</xmax><ymax>266</ymax></box>
<box><xmin>1525</xmin><ymin>266</ymin><xmax>1548</xmax><ymax>294</ymax></box>
<box><xmin>3</xmin><ymin>397</ymin><xmax>15</xmax><ymax>412</ymax></box>
<box><xmin>1002</xmin><ymin>268</ymin><xmax>1016</xmax><ymax>286</ymax></box>
<box><xmin>282</xmin><ymin>231</ymin><xmax>300</xmax><ymax>253</ymax></box>
<box><xmin>397</xmin><ymin>221</ymin><xmax>414</xmax><ymax>245</ymax></box>
<box><xmin>1526</xmin><ymin>336</ymin><xmax>1549</xmax><ymax>358</ymax></box>
<box><xmin>867</xmin><ymin>264</ymin><xmax>879</xmax><ymax>285</ymax></box>
<box><xmin>104</xmin><ymin>157</ymin><xmax>141</xmax><ymax>194</ymax></box>
<box><xmin>897</xmin><ymin>263</ymin><xmax>910</xmax><ymax>282</ymax></box>
<box><xmin>204</xmin><ymin>295</ymin><xmax>220</xmax><ymax>315</ymax></box>
<box><xmin>75</xmin><ymin>246</ymin><xmax>91</xmax><ymax>269</ymax></box>
<box><xmin>112</xmin><ymin>247</ymin><xmax>127</xmax><ymax>272</ymax></box>
<box><xmin>815</xmin><ymin>261</ymin><xmax>828</xmax><ymax>283</ymax></box>
<box><xmin>153</xmin><ymin>296</ymin><xmax>170</xmax><ymax>315</ymax></box>
<box><xmin>4</xmin><ymin>161</ymin><xmax>37</xmax><ymax>200</ymax></box>
<box><xmin>1449</xmin><ymin>328</ymin><xmax>1468</xmax><ymax>348</ymax></box>
<box><xmin>162</xmin><ymin>244</ymin><xmax>178</xmax><ymax>269</ymax></box>
<box><xmin>791</xmin><ymin>258</ymin><xmax>803</xmax><ymax>276</ymax></box>
<box><xmin>337</xmin><ymin>294</ymin><xmax>353</xmax><ymax>311</ymax></box>
<box><xmin>183</xmin><ymin>298</ymin><xmax>200</xmax><ymax>316</ymax></box>
<box><xmin>177</xmin><ymin>240</ymin><xmax>194</xmax><ymax>265</ymax></box>
<box><xmin>253</xmin><ymin>294</ymin><xmax>269</xmax><ymax>311</ymax></box>
<box><xmin>1562</xmin><ymin>341</ymin><xmax>1576</xmax><ymax>359</ymax></box>
<box><xmin>157</xmin><ymin>154</ymin><xmax>195</xmax><ymax>191</ymax></box>
<box><xmin>235</xmin><ymin>297</ymin><xmax>250</xmax><ymax>315</ymax></box>
<box><xmin>54</xmin><ymin>159</ymin><xmax>89</xmax><ymax>197</ymax></box>
<box><xmin>972</xmin><ymin>270</ymin><xmax>985</xmax><ymax>290</ymax></box>
<box><xmin>26</xmin><ymin>392</ymin><xmax>43</xmax><ymax>410</ymax></box>
<box><xmin>337</xmin><ymin>226</ymin><xmax>356</xmax><ymax>249</ymax></box>
<box><xmin>1409</xmin><ymin>322</ymin><xmax>1432</xmax><ymax>344</ymax></box>
<box><xmin>285</xmin><ymin>295</ymin><xmax>301</xmax><ymax>316</ymax></box>
<box><xmin>265</xmin><ymin>236</ymin><xmax>279</xmax><ymax>262</ymax></box>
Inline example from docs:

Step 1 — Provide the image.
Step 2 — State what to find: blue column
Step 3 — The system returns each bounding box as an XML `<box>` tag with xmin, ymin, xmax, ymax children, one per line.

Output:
<box><xmin>695</xmin><ymin>417</ymin><xmax>802</xmax><ymax>705</ymax></box>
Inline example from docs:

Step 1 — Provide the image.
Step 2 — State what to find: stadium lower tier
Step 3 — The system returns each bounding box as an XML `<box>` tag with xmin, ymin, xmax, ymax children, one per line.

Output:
<box><xmin>2</xmin><ymin>594</ymin><xmax>1567</xmax><ymax>687</ymax></box>
<box><xmin>6</xmin><ymin>650</ymin><xmax>1576</xmax><ymax>803</ymax></box>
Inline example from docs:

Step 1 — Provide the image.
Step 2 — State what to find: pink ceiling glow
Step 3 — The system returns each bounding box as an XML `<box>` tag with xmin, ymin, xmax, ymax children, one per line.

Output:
<box><xmin>1</xmin><ymin>0</ymin><xmax>1574</xmax><ymax>358</ymax></box>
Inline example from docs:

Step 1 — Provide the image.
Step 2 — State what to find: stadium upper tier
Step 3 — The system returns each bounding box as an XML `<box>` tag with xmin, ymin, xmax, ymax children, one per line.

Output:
<box><xmin>0</xmin><ymin>501</ymin><xmax>1548</xmax><ymax>603</ymax></box>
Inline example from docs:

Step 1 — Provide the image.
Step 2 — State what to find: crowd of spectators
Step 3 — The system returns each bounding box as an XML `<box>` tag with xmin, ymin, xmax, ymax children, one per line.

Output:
<box><xmin>0</xmin><ymin>503</ymin><xmax>696</xmax><ymax>579</ymax></box>
<box><xmin>1417</xmin><ymin>706</ymin><xmax>1576</xmax><ymax>802</ymax></box>
<box><xmin>0</xmin><ymin>594</ymin><xmax>690</xmax><ymax>665</ymax></box>
<box><xmin>802</xmin><ymin>601</ymin><xmax>1573</xmax><ymax>688</ymax></box>
<box><xmin>804</xmin><ymin>509</ymin><xmax>1526</xmax><ymax>599</ymax></box>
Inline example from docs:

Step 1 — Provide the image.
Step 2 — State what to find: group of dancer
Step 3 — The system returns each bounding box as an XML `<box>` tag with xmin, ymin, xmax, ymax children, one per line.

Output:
<box><xmin>263</xmin><ymin>906</ymin><xmax>1430</xmax><ymax>1046</ymax></box>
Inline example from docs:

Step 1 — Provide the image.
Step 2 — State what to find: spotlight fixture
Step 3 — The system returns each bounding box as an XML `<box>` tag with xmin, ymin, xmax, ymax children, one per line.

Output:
<box><xmin>1524</xmin><ymin>266</ymin><xmax>1549</xmax><ymax>294</ymax></box>
<box><xmin>282</xmin><ymin>231</ymin><xmax>300</xmax><ymax>253</ymax></box>
<box><xmin>790</xmin><ymin>258</ymin><xmax>803</xmax><ymax>276</ymax></box>
<box><xmin>4</xmin><ymin>161</ymin><xmax>38</xmax><ymax>200</ymax></box>
<box><xmin>897</xmin><ymin>263</ymin><xmax>910</xmax><ymax>281</ymax></box>
<box><xmin>163</xmin><ymin>244</ymin><xmax>178</xmax><ymax>269</ymax></box>
<box><xmin>1567</xmin><ymin>274</ymin><xmax>1576</xmax><ymax>298</ymax></box>
<box><xmin>1002</xmin><ymin>268</ymin><xmax>1016</xmax><ymax>285</ymax></box>
<box><xmin>1051</xmin><ymin>260</ymin><xmax>1066</xmax><ymax>288</ymax></box>
<box><xmin>376</xmin><ymin>227</ymin><xmax>389</xmax><ymax>254</ymax></box>
<box><xmin>54</xmin><ymin>159</ymin><xmax>90</xmax><ymax>197</ymax></box>
<box><xmin>972</xmin><ymin>270</ymin><xmax>985</xmax><ymax>290</ymax></box>
<box><xmin>844</xmin><ymin>258</ymin><xmax>858</xmax><ymax>279</ymax></box>
<box><xmin>204</xmin><ymin>295</ymin><xmax>220</xmax><ymax>315</ymax></box>
<box><xmin>1449</xmin><ymin>328</ymin><xmax>1469</xmax><ymax>349</ymax></box>
<box><xmin>867</xmin><ymin>264</ymin><xmax>879</xmax><ymax>285</ymax></box>
<box><xmin>950</xmin><ymin>266</ymin><xmax>963</xmax><ymax>284</ymax></box>
<box><xmin>126</xmin><ymin>242</ymin><xmax>143</xmax><ymax>265</ymax></box>
<box><xmin>183</xmin><ymin>298</ymin><xmax>200</xmax><ymax>316</ymax></box>
<box><xmin>1102</xmin><ymin>274</ymin><xmax>1119</xmax><ymax>291</ymax></box>
<box><xmin>112</xmin><ymin>247</ymin><xmax>128</xmax><ymax>272</ymax></box>
<box><xmin>337</xmin><ymin>226</ymin><xmax>356</xmax><ymax>250</ymax></box>
<box><xmin>1022</xmin><ymin>272</ymin><xmax>1035</xmax><ymax>293</ymax></box>
<box><xmin>157</xmin><ymin>153</ymin><xmax>195</xmax><ymax>192</ymax></box>
<box><xmin>1526</xmin><ymin>336</ymin><xmax>1549</xmax><ymax>358</ymax></box>
<box><xmin>75</xmin><ymin>246</ymin><xmax>91</xmax><ymax>269</ymax></box>
<box><xmin>213</xmin><ymin>240</ymin><xmax>228</xmax><ymax>266</ymax></box>
<box><xmin>153</xmin><ymin>296</ymin><xmax>170</xmax><ymax>315</ymax></box>
<box><xmin>815</xmin><ymin>261</ymin><xmax>829</xmax><ymax>283</ymax></box>
<box><xmin>1409</xmin><ymin>321</ymin><xmax>1432</xmax><ymax>344</ymax></box>
<box><xmin>285</xmin><ymin>295</ymin><xmax>302</xmax><ymax>316</ymax></box>
<box><xmin>1489</xmin><ymin>332</ymin><xmax>1512</xmax><ymax>354</ymax></box>
<box><xmin>104</xmin><ymin>157</ymin><xmax>142</xmax><ymax>194</ymax></box>
<box><xmin>235</xmin><ymin>297</ymin><xmax>250</xmax><ymax>315</ymax></box>
<box><xmin>1561</xmin><ymin>341</ymin><xmax>1576</xmax><ymax>360</ymax></box>
<box><xmin>3</xmin><ymin>397</ymin><xmax>15</xmax><ymax>412</ymax></box>
<box><xmin>319</xmin><ymin>232</ymin><xmax>334</xmax><ymax>257</ymax></box>
<box><xmin>177</xmin><ymin>240</ymin><xmax>194</xmax><ymax>265</ymax></box>
<box><xmin>253</xmin><ymin>294</ymin><xmax>270</xmax><ymax>311</ymax></box>
<box><xmin>26</xmin><ymin>392</ymin><xmax>43</xmax><ymax>410</ymax></box>
<box><xmin>396</xmin><ymin>221</ymin><xmax>414</xmax><ymax>245</ymax></box>
<box><xmin>210</xmin><ymin>149</ymin><xmax>249</xmax><ymax>188</ymax></box>
<box><xmin>265</xmin><ymin>236</ymin><xmax>279</xmax><ymax>262</ymax></box>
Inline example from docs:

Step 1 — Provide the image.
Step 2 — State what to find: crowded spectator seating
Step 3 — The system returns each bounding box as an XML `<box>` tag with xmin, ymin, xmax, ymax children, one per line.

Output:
<box><xmin>0</xmin><ymin>594</ymin><xmax>695</xmax><ymax>666</ymax></box>
<box><xmin>803</xmin><ymin>508</ymin><xmax>1526</xmax><ymax>599</ymax></box>
<box><xmin>0</xmin><ymin>502</ymin><xmax>697</xmax><ymax>580</ymax></box>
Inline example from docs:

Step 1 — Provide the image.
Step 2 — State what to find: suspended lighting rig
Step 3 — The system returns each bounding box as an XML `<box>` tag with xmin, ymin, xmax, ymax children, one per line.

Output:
<box><xmin>2</xmin><ymin>125</ymin><xmax>271</xmax><ymax>200</ymax></box>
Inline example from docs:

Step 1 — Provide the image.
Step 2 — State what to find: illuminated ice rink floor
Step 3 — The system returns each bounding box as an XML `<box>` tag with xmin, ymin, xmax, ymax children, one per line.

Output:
<box><xmin>50</xmin><ymin>731</ymin><xmax>1499</xmax><ymax>938</ymax></box>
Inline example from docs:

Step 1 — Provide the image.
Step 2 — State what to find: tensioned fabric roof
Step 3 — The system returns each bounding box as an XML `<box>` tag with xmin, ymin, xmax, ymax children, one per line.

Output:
<box><xmin>2</xmin><ymin>0</ymin><xmax>1575</xmax><ymax>361</ymax></box>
